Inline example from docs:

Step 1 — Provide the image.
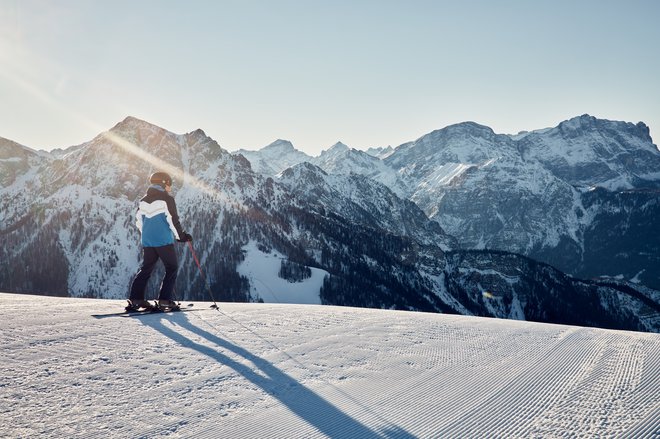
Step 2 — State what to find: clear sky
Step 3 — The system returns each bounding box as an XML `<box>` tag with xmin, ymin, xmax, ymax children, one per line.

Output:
<box><xmin>1</xmin><ymin>0</ymin><xmax>658</xmax><ymax>155</ymax></box>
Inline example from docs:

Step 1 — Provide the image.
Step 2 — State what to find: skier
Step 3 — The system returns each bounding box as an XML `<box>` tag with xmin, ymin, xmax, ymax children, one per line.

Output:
<box><xmin>127</xmin><ymin>172</ymin><xmax>192</xmax><ymax>311</ymax></box>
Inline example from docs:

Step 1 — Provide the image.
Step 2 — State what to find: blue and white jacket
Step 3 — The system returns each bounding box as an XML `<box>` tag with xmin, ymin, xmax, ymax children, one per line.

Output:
<box><xmin>135</xmin><ymin>185</ymin><xmax>185</xmax><ymax>247</ymax></box>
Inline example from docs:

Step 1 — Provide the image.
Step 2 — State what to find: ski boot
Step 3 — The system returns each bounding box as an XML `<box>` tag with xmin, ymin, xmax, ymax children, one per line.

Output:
<box><xmin>157</xmin><ymin>299</ymin><xmax>181</xmax><ymax>312</ymax></box>
<box><xmin>125</xmin><ymin>299</ymin><xmax>156</xmax><ymax>312</ymax></box>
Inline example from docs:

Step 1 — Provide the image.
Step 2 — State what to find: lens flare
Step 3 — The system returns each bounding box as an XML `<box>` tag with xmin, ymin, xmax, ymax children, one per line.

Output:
<box><xmin>1</xmin><ymin>40</ymin><xmax>239</xmax><ymax>207</ymax></box>
<box><xmin>100</xmin><ymin>130</ymin><xmax>228</xmax><ymax>201</ymax></box>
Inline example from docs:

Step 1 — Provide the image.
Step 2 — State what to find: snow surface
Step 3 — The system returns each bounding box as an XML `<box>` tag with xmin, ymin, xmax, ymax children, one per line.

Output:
<box><xmin>236</xmin><ymin>241</ymin><xmax>327</xmax><ymax>305</ymax></box>
<box><xmin>2</xmin><ymin>293</ymin><xmax>659</xmax><ymax>438</ymax></box>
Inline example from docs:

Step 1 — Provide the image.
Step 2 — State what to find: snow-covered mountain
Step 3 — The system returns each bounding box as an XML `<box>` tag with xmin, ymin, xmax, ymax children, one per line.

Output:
<box><xmin>0</xmin><ymin>137</ymin><xmax>48</xmax><ymax>188</ymax></box>
<box><xmin>517</xmin><ymin>115</ymin><xmax>660</xmax><ymax>190</ymax></box>
<box><xmin>234</xmin><ymin>139</ymin><xmax>312</xmax><ymax>176</ymax></box>
<box><xmin>236</xmin><ymin>115</ymin><xmax>660</xmax><ymax>291</ymax></box>
<box><xmin>233</xmin><ymin>141</ymin><xmax>405</xmax><ymax>196</ymax></box>
<box><xmin>1</xmin><ymin>117</ymin><xmax>658</xmax><ymax>332</ymax></box>
<box><xmin>309</xmin><ymin>143</ymin><xmax>406</xmax><ymax>196</ymax></box>
<box><xmin>380</xmin><ymin>115</ymin><xmax>660</xmax><ymax>290</ymax></box>
<box><xmin>4</xmin><ymin>293</ymin><xmax>659</xmax><ymax>438</ymax></box>
<box><xmin>277</xmin><ymin>162</ymin><xmax>455</xmax><ymax>250</ymax></box>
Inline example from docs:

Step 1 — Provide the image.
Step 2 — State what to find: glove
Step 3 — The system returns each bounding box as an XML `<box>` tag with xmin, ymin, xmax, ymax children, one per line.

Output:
<box><xmin>178</xmin><ymin>232</ymin><xmax>193</xmax><ymax>243</ymax></box>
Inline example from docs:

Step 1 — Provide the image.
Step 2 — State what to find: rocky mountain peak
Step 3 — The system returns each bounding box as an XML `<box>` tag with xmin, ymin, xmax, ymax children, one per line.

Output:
<box><xmin>558</xmin><ymin>114</ymin><xmax>597</xmax><ymax>131</ymax></box>
<box><xmin>188</xmin><ymin>128</ymin><xmax>207</xmax><ymax>139</ymax></box>
<box><xmin>233</xmin><ymin>139</ymin><xmax>311</xmax><ymax>176</ymax></box>
<box><xmin>412</xmin><ymin>122</ymin><xmax>501</xmax><ymax>147</ymax></box>
<box><xmin>279</xmin><ymin>161</ymin><xmax>328</xmax><ymax>181</ymax></box>
<box><xmin>555</xmin><ymin>114</ymin><xmax>654</xmax><ymax>144</ymax></box>
<box><xmin>635</xmin><ymin>122</ymin><xmax>653</xmax><ymax>143</ymax></box>
<box><xmin>110</xmin><ymin>116</ymin><xmax>157</xmax><ymax>133</ymax></box>
<box><xmin>263</xmin><ymin>139</ymin><xmax>295</xmax><ymax>152</ymax></box>
<box><xmin>329</xmin><ymin>141</ymin><xmax>349</xmax><ymax>151</ymax></box>
<box><xmin>319</xmin><ymin>141</ymin><xmax>350</xmax><ymax>158</ymax></box>
<box><xmin>444</xmin><ymin>121</ymin><xmax>496</xmax><ymax>135</ymax></box>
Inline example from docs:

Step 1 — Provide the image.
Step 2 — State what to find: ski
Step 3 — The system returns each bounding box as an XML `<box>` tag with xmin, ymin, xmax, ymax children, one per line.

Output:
<box><xmin>92</xmin><ymin>303</ymin><xmax>197</xmax><ymax>319</ymax></box>
<box><xmin>92</xmin><ymin>309</ymin><xmax>157</xmax><ymax>319</ymax></box>
<box><xmin>91</xmin><ymin>308</ymin><xmax>204</xmax><ymax>319</ymax></box>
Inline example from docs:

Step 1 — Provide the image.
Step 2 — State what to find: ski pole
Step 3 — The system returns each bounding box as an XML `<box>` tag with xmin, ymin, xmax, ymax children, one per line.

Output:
<box><xmin>187</xmin><ymin>240</ymin><xmax>219</xmax><ymax>310</ymax></box>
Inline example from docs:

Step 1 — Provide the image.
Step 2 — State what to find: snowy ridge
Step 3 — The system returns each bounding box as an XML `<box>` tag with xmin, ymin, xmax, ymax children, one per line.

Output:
<box><xmin>2</xmin><ymin>293</ymin><xmax>659</xmax><ymax>438</ymax></box>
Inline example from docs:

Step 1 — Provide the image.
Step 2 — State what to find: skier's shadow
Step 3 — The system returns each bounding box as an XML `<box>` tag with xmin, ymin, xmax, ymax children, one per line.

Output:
<box><xmin>141</xmin><ymin>313</ymin><xmax>415</xmax><ymax>439</ymax></box>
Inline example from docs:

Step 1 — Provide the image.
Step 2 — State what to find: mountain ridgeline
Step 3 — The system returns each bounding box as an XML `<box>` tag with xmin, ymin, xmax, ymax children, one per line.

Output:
<box><xmin>1</xmin><ymin>115</ymin><xmax>658</xmax><ymax>332</ymax></box>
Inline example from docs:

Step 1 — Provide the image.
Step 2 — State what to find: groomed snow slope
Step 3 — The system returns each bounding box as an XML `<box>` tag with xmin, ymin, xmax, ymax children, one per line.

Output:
<box><xmin>2</xmin><ymin>293</ymin><xmax>658</xmax><ymax>438</ymax></box>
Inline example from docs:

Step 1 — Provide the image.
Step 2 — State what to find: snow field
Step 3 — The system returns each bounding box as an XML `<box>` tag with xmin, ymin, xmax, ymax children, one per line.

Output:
<box><xmin>236</xmin><ymin>241</ymin><xmax>327</xmax><ymax>305</ymax></box>
<box><xmin>1</xmin><ymin>293</ymin><xmax>658</xmax><ymax>438</ymax></box>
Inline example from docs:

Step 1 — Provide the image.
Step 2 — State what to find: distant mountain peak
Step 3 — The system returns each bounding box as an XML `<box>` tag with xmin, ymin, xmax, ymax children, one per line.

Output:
<box><xmin>558</xmin><ymin>114</ymin><xmax>598</xmax><ymax>131</ymax></box>
<box><xmin>330</xmin><ymin>141</ymin><xmax>349</xmax><ymax>150</ymax></box>
<box><xmin>556</xmin><ymin>114</ymin><xmax>654</xmax><ymax>144</ymax></box>
<box><xmin>112</xmin><ymin>115</ymin><xmax>148</xmax><ymax>128</ymax></box>
<box><xmin>443</xmin><ymin>121</ymin><xmax>496</xmax><ymax>135</ymax></box>
<box><xmin>189</xmin><ymin>128</ymin><xmax>207</xmax><ymax>138</ymax></box>
<box><xmin>232</xmin><ymin>139</ymin><xmax>311</xmax><ymax>176</ymax></box>
<box><xmin>319</xmin><ymin>142</ymin><xmax>350</xmax><ymax>158</ymax></box>
<box><xmin>109</xmin><ymin>116</ymin><xmax>167</xmax><ymax>136</ymax></box>
<box><xmin>263</xmin><ymin>139</ymin><xmax>295</xmax><ymax>151</ymax></box>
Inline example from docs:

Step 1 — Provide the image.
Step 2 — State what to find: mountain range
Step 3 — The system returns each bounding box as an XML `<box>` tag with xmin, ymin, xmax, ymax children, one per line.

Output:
<box><xmin>1</xmin><ymin>115</ymin><xmax>658</xmax><ymax>332</ymax></box>
<box><xmin>234</xmin><ymin>114</ymin><xmax>660</xmax><ymax>292</ymax></box>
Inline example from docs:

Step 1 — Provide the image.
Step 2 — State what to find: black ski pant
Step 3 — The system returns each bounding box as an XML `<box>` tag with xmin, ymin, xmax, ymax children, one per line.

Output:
<box><xmin>129</xmin><ymin>244</ymin><xmax>178</xmax><ymax>302</ymax></box>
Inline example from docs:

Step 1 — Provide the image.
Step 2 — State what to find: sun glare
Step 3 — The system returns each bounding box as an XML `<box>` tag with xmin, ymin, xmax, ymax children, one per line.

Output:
<box><xmin>100</xmin><ymin>130</ymin><xmax>233</xmax><ymax>204</ymax></box>
<box><xmin>1</xmin><ymin>37</ymin><xmax>234</xmax><ymax>205</ymax></box>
